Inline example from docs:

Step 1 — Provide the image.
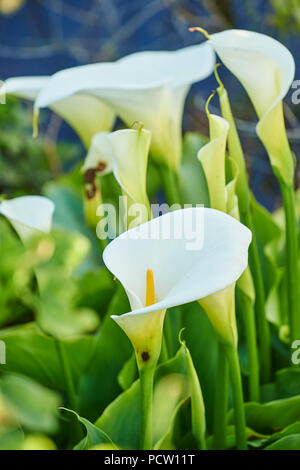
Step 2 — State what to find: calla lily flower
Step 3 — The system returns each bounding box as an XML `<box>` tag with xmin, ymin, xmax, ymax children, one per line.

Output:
<box><xmin>197</xmin><ymin>102</ymin><xmax>229</xmax><ymax>213</ymax></box>
<box><xmin>0</xmin><ymin>195</ymin><xmax>54</xmax><ymax>242</ymax></box>
<box><xmin>5</xmin><ymin>76</ymin><xmax>115</xmax><ymax>148</ymax></box>
<box><xmin>34</xmin><ymin>44</ymin><xmax>215</xmax><ymax>171</ymax></box>
<box><xmin>208</xmin><ymin>29</ymin><xmax>295</xmax><ymax>186</ymax></box>
<box><xmin>103</xmin><ymin>207</ymin><xmax>251</xmax><ymax>365</ymax></box>
<box><xmin>84</xmin><ymin>127</ymin><xmax>152</xmax><ymax>230</ymax></box>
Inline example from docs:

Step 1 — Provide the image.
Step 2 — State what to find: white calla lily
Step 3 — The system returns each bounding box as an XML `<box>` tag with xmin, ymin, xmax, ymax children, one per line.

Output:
<box><xmin>82</xmin><ymin>131</ymin><xmax>114</xmax><ymax>176</ymax></box>
<box><xmin>108</xmin><ymin>127</ymin><xmax>152</xmax><ymax>223</ymax></box>
<box><xmin>104</xmin><ymin>207</ymin><xmax>250</xmax><ymax>450</ymax></box>
<box><xmin>0</xmin><ymin>195</ymin><xmax>54</xmax><ymax>242</ymax></box>
<box><xmin>5</xmin><ymin>76</ymin><xmax>115</xmax><ymax>148</ymax></box>
<box><xmin>35</xmin><ymin>43</ymin><xmax>215</xmax><ymax>170</ymax></box>
<box><xmin>208</xmin><ymin>29</ymin><xmax>295</xmax><ymax>186</ymax></box>
<box><xmin>84</xmin><ymin>127</ymin><xmax>152</xmax><ymax>229</ymax></box>
<box><xmin>198</xmin><ymin>107</ymin><xmax>229</xmax><ymax>213</ymax></box>
<box><xmin>103</xmin><ymin>207</ymin><xmax>251</xmax><ymax>363</ymax></box>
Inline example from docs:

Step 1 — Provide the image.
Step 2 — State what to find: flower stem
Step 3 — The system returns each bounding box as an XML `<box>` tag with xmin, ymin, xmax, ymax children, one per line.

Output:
<box><xmin>279</xmin><ymin>181</ymin><xmax>300</xmax><ymax>341</ymax></box>
<box><xmin>140</xmin><ymin>365</ymin><xmax>155</xmax><ymax>450</ymax></box>
<box><xmin>216</xmin><ymin>80</ymin><xmax>270</xmax><ymax>382</ymax></box>
<box><xmin>237</xmin><ymin>289</ymin><xmax>260</xmax><ymax>402</ymax></box>
<box><xmin>213</xmin><ymin>342</ymin><xmax>229</xmax><ymax>450</ymax></box>
<box><xmin>159</xmin><ymin>164</ymin><xmax>181</xmax><ymax>206</ymax></box>
<box><xmin>55</xmin><ymin>339</ymin><xmax>78</xmax><ymax>412</ymax></box>
<box><xmin>225</xmin><ymin>346</ymin><xmax>247</xmax><ymax>450</ymax></box>
<box><xmin>243</xmin><ymin>209</ymin><xmax>271</xmax><ymax>383</ymax></box>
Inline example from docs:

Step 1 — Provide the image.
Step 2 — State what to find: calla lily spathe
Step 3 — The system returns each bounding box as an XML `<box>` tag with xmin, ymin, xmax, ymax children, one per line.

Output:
<box><xmin>0</xmin><ymin>195</ymin><xmax>54</xmax><ymax>242</ymax></box>
<box><xmin>208</xmin><ymin>29</ymin><xmax>295</xmax><ymax>186</ymax></box>
<box><xmin>5</xmin><ymin>76</ymin><xmax>115</xmax><ymax>148</ymax></box>
<box><xmin>34</xmin><ymin>44</ymin><xmax>215</xmax><ymax>171</ymax></box>
<box><xmin>103</xmin><ymin>207</ymin><xmax>251</xmax><ymax>365</ymax></box>
<box><xmin>198</xmin><ymin>110</ymin><xmax>229</xmax><ymax>213</ymax></box>
<box><xmin>83</xmin><ymin>127</ymin><xmax>152</xmax><ymax>228</ymax></box>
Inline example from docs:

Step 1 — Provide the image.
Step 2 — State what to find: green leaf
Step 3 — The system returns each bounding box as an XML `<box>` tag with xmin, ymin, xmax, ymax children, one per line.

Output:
<box><xmin>0</xmin><ymin>323</ymin><xmax>96</xmax><ymax>394</ymax></box>
<box><xmin>95</xmin><ymin>347</ymin><xmax>189</xmax><ymax>450</ymax></box>
<box><xmin>179</xmin><ymin>331</ymin><xmax>206</xmax><ymax>449</ymax></box>
<box><xmin>0</xmin><ymin>374</ymin><xmax>61</xmax><ymax>433</ymax></box>
<box><xmin>31</xmin><ymin>230</ymin><xmax>100</xmax><ymax>338</ymax></box>
<box><xmin>181</xmin><ymin>302</ymin><xmax>218</xmax><ymax>433</ymax></box>
<box><xmin>228</xmin><ymin>395</ymin><xmax>300</xmax><ymax>434</ymax></box>
<box><xmin>265</xmin><ymin>434</ymin><xmax>300</xmax><ymax>450</ymax></box>
<box><xmin>78</xmin><ymin>286</ymin><xmax>132</xmax><ymax>420</ymax></box>
<box><xmin>118</xmin><ymin>352</ymin><xmax>138</xmax><ymax>391</ymax></box>
<box><xmin>61</xmin><ymin>408</ymin><xmax>116</xmax><ymax>450</ymax></box>
<box><xmin>261</xmin><ymin>368</ymin><xmax>300</xmax><ymax>402</ymax></box>
<box><xmin>43</xmin><ymin>178</ymin><xmax>100</xmax><ymax>272</ymax></box>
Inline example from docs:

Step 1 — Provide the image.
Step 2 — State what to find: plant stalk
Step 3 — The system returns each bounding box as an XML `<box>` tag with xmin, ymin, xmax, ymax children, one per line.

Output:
<box><xmin>216</xmin><ymin>78</ymin><xmax>271</xmax><ymax>382</ymax></box>
<box><xmin>139</xmin><ymin>365</ymin><xmax>155</xmax><ymax>450</ymax></box>
<box><xmin>225</xmin><ymin>346</ymin><xmax>247</xmax><ymax>450</ymax></box>
<box><xmin>55</xmin><ymin>339</ymin><xmax>78</xmax><ymax>412</ymax></box>
<box><xmin>237</xmin><ymin>289</ymin><xmax>260</xmax><ymax>402</ymax></box>
<box><xmin>279</xmin><ymin>181</ymin><xmax>300</xmax><ymax>341</ymax></box>
<box><xmin>243</xmin><ymin>205</ymin><xmax>271</xmax><ymax>383</ymax></box>
<box><xmin>213</xmin><ymin>342</ymin><xmax>229</xmax><ymax>450</ymax></box>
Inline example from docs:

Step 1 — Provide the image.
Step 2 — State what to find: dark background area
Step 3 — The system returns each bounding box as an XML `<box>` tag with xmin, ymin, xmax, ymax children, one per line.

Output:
<box><xmin>0</xmin><ymin>0</ymin><xmax>299</xmax><ymax>210</ymax></box>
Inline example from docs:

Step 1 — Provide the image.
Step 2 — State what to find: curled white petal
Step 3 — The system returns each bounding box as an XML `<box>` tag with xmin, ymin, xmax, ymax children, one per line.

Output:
<box><xmin>103</xmin><ymin>207</ymin><xmax>251</xmax><ymax>318</ymax></box>
<box><xmin>0</xmin><ymin>196</ymin><xmax>55</xmax><ymax>242</ymax></box>
<box><xmin>209</xmin><ymin>29</ymin><xmax>295</xmax><ymax>184</ymax></box>
<box><xmin>35</xmin><ymin>43</ymin><xmax>215</xmax><ymax>168</ymax></box>
<box><xmin>83</xmin><ymin>132</ymin><xmax>114</xmax><ymax>175</ymax></box>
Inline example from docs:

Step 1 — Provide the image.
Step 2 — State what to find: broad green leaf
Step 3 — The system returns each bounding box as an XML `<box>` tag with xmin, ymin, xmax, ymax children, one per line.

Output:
<box><xmin>95</xmin><ymin>347</ymin><xmax>189</xmax><ymax>450</ymax></box>
<box><xmin>228</xmin><ymin>395</ymin><xmax>300</xmax><ymax>434</ymax></box>
<box><xmin>179</xmin><ymin>332</ymin><xmax>206</xmax><ymax>449</ymax></box>
<box><xmin>0</xmin><ymin>323</ymin><xmax>96</xmax><ymax>394</ymax></box>
<box><xmin>62</xmin><ymin>408</ymin><xmax>116</xmax><ymax>450</ymax></box>
<box><xmin>261</xmin><ymin>368</ymin><xmax>300</xmax><ymax>402</ymax></box>
<box><xmin>154</xmin><ymin>398</ymin><xmax>193</xmax><ymax>450</ymax></box>
<box><xmin>0</xmin><ymin>374</ymin><xmax>60</xmax><ymax>433</ymax></box>
<box><xmin>265</xmin><ymin>434</ymin><xmax>300</xmax><ymax>450</ymax></box>
<box><xmin>30</xmin><ymin>230</ymin><xmax>100</xmax><ymax>338</ymax></box>
<box><xmin>263</xmin><ymin>422</ymin><xmax>300</xmax><ymax>448</ymax></box>
<box><xmin>118</xmin><ymin>352</ymin><xmax>138</xmax><ymax>391</ymax></box>
<box><xmin>78</xmin><ymin>286</ymin><xmax>132</xmax><ymax>420</ymax></box>
<box><xmin>206</xmin><ymin>425</ymin><xmax>267</xmax><ymax>450</ymax></box>
<box><xmin>182</xmin><ymin>302</ymin><xmax>218</xmax><ymax>433</ymax></box>
<box><xmin>43</xmin><ymin>178</ymin><xmax>100</xmax><ymax>272</ymax></box>
<box><xmin>0</xmin><ymin>429</ymin><xmax>24</xmax><ymax>450</ymax></box>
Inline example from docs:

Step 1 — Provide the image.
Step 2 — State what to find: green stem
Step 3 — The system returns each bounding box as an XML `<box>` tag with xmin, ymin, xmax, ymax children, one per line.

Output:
<box><xmin>279</xmin><ymin>181</ymin><xmax>300</xmax><ymax>341</ymax></box>
<box><xmin>140</xmin><ymin>366</ymin><xmax>155</xmax><ymax>450</ymax></box>
<box><xmin>225</xmin><ymin>346</ymin><xmax>247</xmax><ymax>450</ymax></box>
<box><xmin>213</xmin><ymin>342</ymin><xmax>229</xmax><ymax>450</ymax></box>
<box><xmin>237</xmin><ymin>289</ymin><xmax>260</xmax><ymax>402</ymax></box>
<box><xmin>159</xmin><ymin>164</ymin><xmax>181</xmax><ymax>206</ymax></box>
<box><xmin>216</xmin><ymin>80</ymin><xmax>270</xmax><ymax>382</ymax></box>
<box><xmin>160</xmin><ymin>335</ymin><xmax>169</xmax><ymax>363</ymax></box>
<box><xmin>55</xmin><ymin>339</ymin><xmax>78</xmax><ymax>412</ymax></box>
<box><xmin>244</xmin><ymin>209</ymin><xmax>271</xmax><ymax>383</ymax></box>
<box><xmin>164</xmin><ymin>310</ymin><xmax>174</xmax><ymax>357</ymax></box>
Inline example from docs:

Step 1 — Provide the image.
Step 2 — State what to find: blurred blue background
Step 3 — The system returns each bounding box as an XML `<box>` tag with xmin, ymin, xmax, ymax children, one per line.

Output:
<box><xmin>0</xmin><ymin>0</ymin><xmax>299</xmax><ymax>210</ymax></box>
